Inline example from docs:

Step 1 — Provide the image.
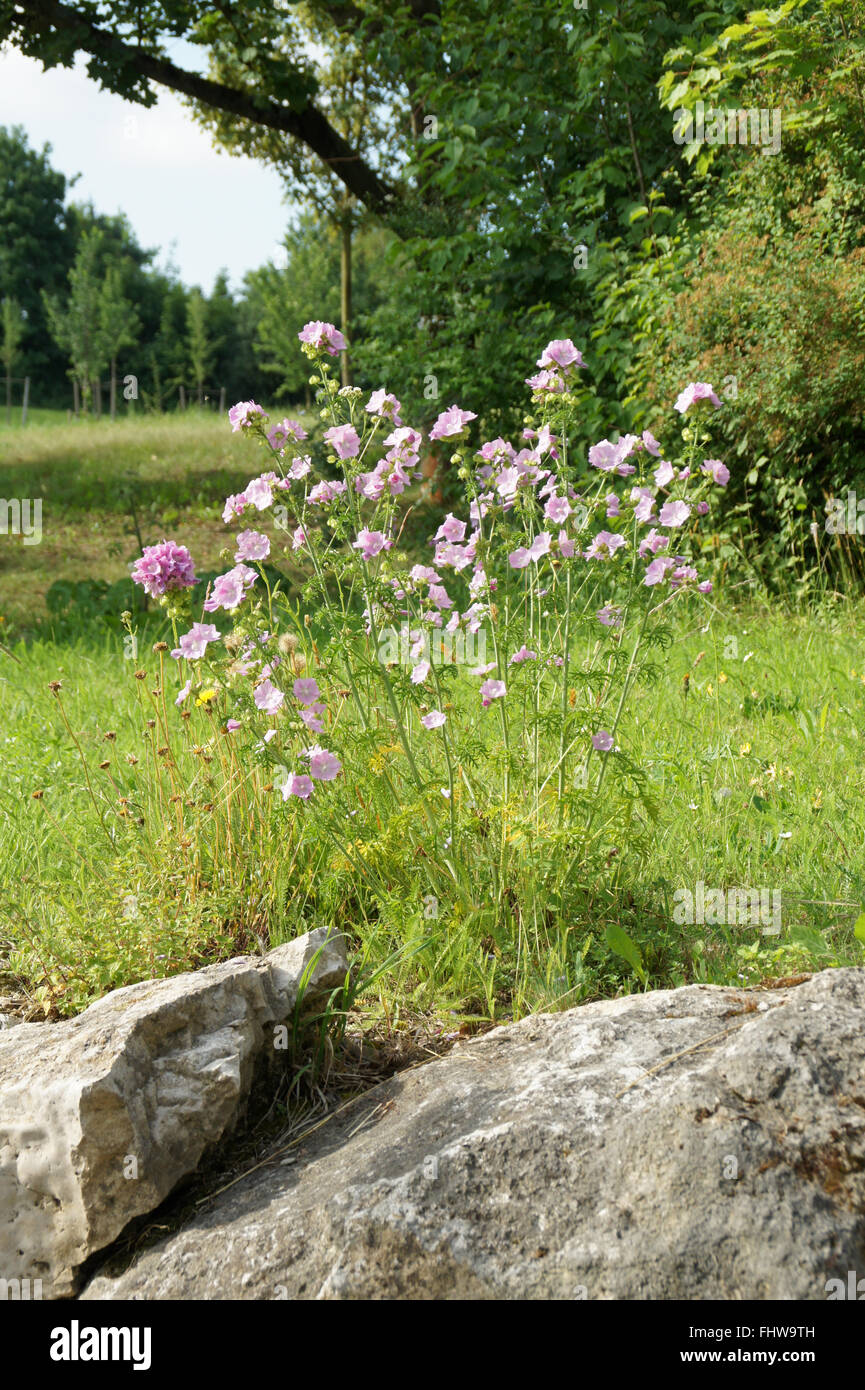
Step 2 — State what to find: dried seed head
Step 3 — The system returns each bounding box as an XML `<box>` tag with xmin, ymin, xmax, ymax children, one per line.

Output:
<box><xmin>126</xmin><ymin>754</ymin><xmax>139</xmax><ymax>765</ymax></box>
<box><xmin>153</xmin><ymin>641</ymin><xmax>169</xmax><ymax>652</ymax></box>
<box><xmin>48</xmin><ymin>681</ymin><xmax>62</xmax><ymax>693</ymax></box>
<box><xmin>278</xmin><ymin>632</ymin><xmax>299</xmax><ymax>654</ymax></box>
<box><xmin>31</xmin><ymin>789</ymin><xmax>44</xmax><ymax>800</ymax></box>
<box><xmin>99</xmin><ymin>760</ymin><xmax>110</xmax><ymax>770</ymax></box>
<box><xmin>104</xmin><ymin>731</ymin><xmax>116</xmax><ymax>742</ymax></box>
<box><xmin>146</xmin><ymin>719</ymin><xmax>156</xmax><ymax>728</ymax></box>
<box><xmin>135</xmin><ymin>670</ymin><xmax>147</xmax><ymax>680</ymax></box>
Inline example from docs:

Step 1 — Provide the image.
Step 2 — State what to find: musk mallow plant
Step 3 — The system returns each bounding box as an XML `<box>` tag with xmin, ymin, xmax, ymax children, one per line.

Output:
<box><xmin>37</xmin><ymin>320</ymin><xmax>729</xmax><ymax>1014</ymax></box>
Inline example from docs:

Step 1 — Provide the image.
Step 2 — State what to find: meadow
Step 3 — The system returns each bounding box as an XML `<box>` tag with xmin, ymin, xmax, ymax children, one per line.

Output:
<box><xmin>1</xmin><ymin>400</ymin><xmax>864</xmax><ymax>1029</ymax></box>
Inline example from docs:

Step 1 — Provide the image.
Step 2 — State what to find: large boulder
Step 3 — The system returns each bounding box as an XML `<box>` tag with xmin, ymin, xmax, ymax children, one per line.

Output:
<box><xmin>81</xmin><ymin>967</ymin><xmax>865</xmax><ymax>1301</ymax></box>
<box><xmin>0</xmin><ymin>928</ymin><xmax>348</xmax><ymax>1298</ymax></box>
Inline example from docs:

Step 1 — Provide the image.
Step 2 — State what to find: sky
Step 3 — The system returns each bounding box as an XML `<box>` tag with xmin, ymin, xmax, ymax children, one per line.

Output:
<box><xmin>0</xmin><ymin>38</ymin><xmax>294</xmax><ymax>292</ymax></box>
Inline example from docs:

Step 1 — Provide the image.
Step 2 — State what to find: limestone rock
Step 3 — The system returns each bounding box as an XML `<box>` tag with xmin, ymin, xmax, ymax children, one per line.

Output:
<box><xmin>81</xmin><ymin>968</ymin><xmax>865</xmax><ymax>1301</ymax></box>
<box><xmin>0</xmin><ymin>928</ymin><xmax>347</xmax><ymax>1297</ymax></box>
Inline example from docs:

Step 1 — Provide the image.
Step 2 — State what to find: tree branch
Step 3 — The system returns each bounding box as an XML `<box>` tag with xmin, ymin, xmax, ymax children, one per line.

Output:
<box><xmin>9</xmin><ymin>0</ymin><xmax>398</xmax><ymax>217</ymax></box>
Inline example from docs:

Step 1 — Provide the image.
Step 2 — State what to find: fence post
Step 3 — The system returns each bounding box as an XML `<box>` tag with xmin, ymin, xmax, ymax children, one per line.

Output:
<box><xmin>179</xmin><ymin>385</ymin><xmax>186</xmax><ymax>411</ymax></box>
<box><xmin>73</xmin><ymin>379</ymin><xmax>80</xmax><ymax>418</ymax></box>
<box><xmin>21</xmin><ymin>376</ymin><xmax>30</xmax><ymax>426</ymax></box>
<box><xmin>218</xmin><ymin>386</ymin><xmax>225</xmax><ymax>415</ymax></box>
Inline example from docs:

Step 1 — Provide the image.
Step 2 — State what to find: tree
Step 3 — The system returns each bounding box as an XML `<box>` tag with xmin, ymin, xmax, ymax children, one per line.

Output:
<box><xmin>0</xmin><ymin>124</ymin><xmax>74</xmax><ymax>403</ymax></box>
<box><xmin>186</xmin><ymin>287</ymin><xmax>215</xmax><ymax>405</ymax></box>
<box><xmin>0</xmin><ymin>297</ymin><xmax>24</xmax><ymax>422</ymax></box>
<box><xmin>99</xmin><ymin>262</ymin><xmax>140</xmax><ymax>418</ymax></box>
<box><xmin>43</xmin><ymin>228</ymin><xmax>108</xmax><ymax>413</ymax></box>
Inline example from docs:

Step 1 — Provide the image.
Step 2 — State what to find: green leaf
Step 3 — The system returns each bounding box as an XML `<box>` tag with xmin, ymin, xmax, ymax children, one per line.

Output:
<box><xmin>605</xmin><ymin>924</ymin><xmax>646</xmax><ymax>981</ymax></box>
<box><xmin>853</xmin><ymin>913</ymin><xmax>865</xmax><ymax>945</ymax></box>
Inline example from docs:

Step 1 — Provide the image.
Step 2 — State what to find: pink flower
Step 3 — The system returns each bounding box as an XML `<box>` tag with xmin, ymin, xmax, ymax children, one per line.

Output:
<box><xmin>597</xmin><ymin>605</ymin><xmax>622</xmax><ymax>627</ymax></box>
<box><xmin>267</xmin><ymin>418</ymin><xmax>307</xmax><ymax>450</ymax></box>
<box><xmin>288</xmin><ymin>455</ymin><xmax>312</xmax><ymax>480</ymax></box>
<box><xmin>480</xmin><ymin>678</ymin><xmax>506</xmax><ymax>706</ymax></box>
<box><xmin>292</xmin><ymin>525</ymin><xmax>307</xmax><ymax>551</ymax></box>
<box><xmin>428</xmin><ymin>583</ymin><xmax>453</xmax><ymax>610</ymax></box>
<box><xmin>225</xmin><ymin>719</ymin><xmax>241</xmax><ymax>732</ymax></box>
<box><xmin>654</xmin><ymin>460</ymin><xmax>675</xmax><ymax>488</ymax></box>
<box><xmin>131</xmin><ymin>540</ymin><xmax>197</xmax><ymax>598</ymax></box>
<box><xmin>235</xmin><ymin>530</ymin><xmax>270</xmax><ymax>562</ymax></box>
<box><xmin>698</xmin><ymin>580</ymin><xmax>713</xmax><ymax>594</ymax></box>
<box><xmin>544</xmin><ymin>494</ymin><xmax>571</xmax><ymax>525</ymax></box>
<box><xmin>410</xmin><ymin>564</ymin><xmax>441</xmax><ymax>585</ymax></box>
<box><xmin>529</xmin><ymin>532</ymin><xmax>552</xmax><ymax>561</ymax></box>
<box><xmin>509</xmin><ymin>547</ymin><xmax>531</xmax><ymax>569</ymax></box>
<box><xmin>366</xmin><ymin>389</ymin><xmax>401</xmax><ymax>423</ymax></box>
<box><xmin>324</xmin><ymin>424</ymin><xmax>360</xmax><ymax>459</ymax></box>
<box><xmin>435</xmin><ymin>513</ymin><xmax>467</xmax><ymax>544</ymax></box>
<box><xmin>588</xmin><ymin>436</ymin><xmax>638</xmax><ymax>476</ymax></box>
<box><xmin>638</xmin><ymin>528</ymin><xmax>669</xmax><ymax>558</ymax></box>
<box><xmin>300</xmin><ymin>703</ymin><xmax>326</xmax><ymax>733</ymax></box>
<box><xmin>592</xmin><ymin>730</ymin><xmax>614</xmax><ymax>752</ymax></box>
<box><xmin>702</xmin><ymin>458</ymin><xmax>730</xmax><ymax>486</ymax></box>
<box><xmin>172</xmin><ymin>622</ymin><xmax>221</xmax><ymax>661</ymax></box>
<box><xmin>353</xmin><ymin>528</ymin><xmax>391</xmax><ymax>561</ymax></box>
<box><xmin>606</xmin><ymin>493</ymin><xmax>621</xmax><ymax>519</ymax></box>
<box><xmin>421</xmin><ymin>710</ymin><xmax>447</xmax><ymax>729</ymax></box>
<box><xmin>659</xmin><ymin>500</ymin><xmax>691</xmax><ymax>528</ymax></box>
<box><xmin>281</xmin><ymin>773</ymin><xmax>314</xmax><ymax>800</ymax></box>
<box><xmin>642</xmin><ymin>430</ymin><xmax>662</xmax><ymax>456</ymax></box>
<box><xmin>537</xmin><ymin>339</ymin><xmax>585</xmax><ymax>372</ymax></box>
<box><xmin>470</xmin><ymin>662</ymin><xmax>498</xmax><ymax>677</ymax></box>
<box><xmin>298</xmin><ymin>321</ymin><xmax>347</xmax><ymax>355</ymax></box>
<box><xmin>674</xmin><ymin>382</ymin><xmax>721</xmax><ymax>413</ymax></box>
<box><xmin>308</xmin><ymin>479</ymin><xmax>347</xmax><ymax>505</ymax></box>
<box><xmin>175</xmin><ymin>678</ymin><xmax>192</xmax><ymax>707</ymax></box>
<box><xmin>254</xmin><ymin>679</ymin><xmax>284</xmax><ymax>714</ymax></box>
<box><xmin>585</xmin><ymin>531</ymin><xmax>626</xmax><ymax>560</ymax></box>
<box><xmin>643</xmin><ymin>556</ymin><xmax>677</xmax><ymax>586</ymax></box>
<box><xmin>244</xmin><ymin>476</ymin><xmax>275</xmax><ymax>511</ymax></box>
<box><xmin>204</xmin><ymin>564</ymin><xmax>257</xmax><ymax>613</ymax></box>
<box><xmin>411</xmin><ymin>660</ymin><xmax>431</xmax><ymax>685</ymax></box>
<box><xmin>223</xmin><ymin>492</ymin><xmax>248</xmax><ymax>522</ymax></box>
<box><xmin>430</xmin><ymin>405</ymin><xmax>477</xmax><ymax>440</ymax></box>
<box><xmin>510</xmin><ymin>645</ymin><xmax>537</xmax><ymax>664</ymax></box>
<box><xmin>293</xmin><ymin>677</ymin><xmax>321</xmax><ymax>705</ymax></box>
<box><xmin>304</xmin><ymin>746</ymin><xmax>342</xmax><ymax>781</ymax></box>
<box><xmin>228</xmin><ymin>400</ymin><xmax>267</xmax><ymax>432</ymax></box>
<box><xmin>558</xmin><ymin>531</ymin><xmax>576</xmax><ymax>559</ymax></box>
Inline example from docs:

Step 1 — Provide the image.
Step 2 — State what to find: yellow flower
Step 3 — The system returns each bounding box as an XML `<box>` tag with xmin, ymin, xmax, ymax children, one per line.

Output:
<box><xmin>718</xmin><ymin>671</ymin><xmax>728</xmax><ymax>684</ymax></box>
<box><xmin>739</xmin><ymin>742</ymin><xmax>751</xmax><ymax>756</ymax></box>
<box><xmin>706</xmin><ymin>682</ymin><xmax>714</xmax><ymax>696</ymax></box>
<box><xmin>195</xmin><ymin>688</ymin><xmax>218</xmax><ymax>706</ymax></box>
<box><xmin>812</xmin><ymin>788</ymin><xmax>823</xmax><ymax>810</ymax></box>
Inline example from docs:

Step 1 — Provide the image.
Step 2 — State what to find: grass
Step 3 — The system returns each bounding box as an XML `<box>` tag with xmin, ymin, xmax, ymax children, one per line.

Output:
<box><xmin>1</xmin><ymin>414</ymin><xmax>863</xmax><ymax>1026</ymax></box>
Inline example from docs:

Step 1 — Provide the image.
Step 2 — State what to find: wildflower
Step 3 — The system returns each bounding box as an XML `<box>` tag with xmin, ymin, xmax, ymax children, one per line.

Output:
<box><xmin>304</xmin><ymin>746</ymin><xmax>342</xmax><ymax>781</ymax></box>
<box><xmin>293</xmin><ymin>677</ymin><xmax>321</xmax><ymax>705</ymax></box>
<box><xmin>225</xmin><ymin>719</ymin><xmax>241</xmax><ymax>732</ymax></box>
<box><xmin>421</xmin><ymin>710</ymin><xmax>447</xmax><ymax>729</ymax></box>
<box><xmin>366</xmin><ymin>389</ymin><xmax>402</xmax><ymax>423</ymax></box>
<box><xmin>544</xmin><ymin>493</ymin><xmax>571</xmax><ymax>525</ymax></box>
<box><xmin>537</xmin><ymin>339</ymin><xmax>585</xmax><ymax>372</ymax></box>
<box><xmin>244</xmin><ymin>476</ymin><xmax>275</xmax><ymax>511</ymax></box>
<box><xmin>430</xmin><ymin>405</ymin><xmax>477</xmax><ymax>440</ymax></box>
<box><xmin>308</xmin><ymin>479</ymin><xmax>347</xmax><ymax>505</ymax></box>
<box><xmin>172</xmin><ymin>622</ymin><xmax>221</xmax><ymax>661</ymax></box>
<box><xmin>298</xmin><ymin>321</ymin><xmax>347</xmax><ymax>355</ymax></box>
<box><xmin>235</xmin><ymin>530</ymin><xmax>270</xmax><ymax>563</ymax></box>
<box><xmin>592</xmin><ymin>730</ymin><xmax>614</xmax><ymax>751</ymax></box>
<box><xmin>288</xmin><ymin>456</ymin><xmax>312</xmax><ymax>480</ymax></box>
<box><xmin>353</xmin><ymin>528</ymin><xmax>392</xmax><ymax>561</ymax></box>
<box><xmin>281</xmin><ymin>773</ymin><xmax>314</xmax><ymax>800</ymax></box>
<box><xmin>228</xmin><ymin>400</ymin><xmax>267</xmax><ymax>432</ymax></box>
<box><xmin>267</xmin><ymin>418</ymin><xmax>307</xmax><ymax>450</ymax></box>
<box><xmin>673</xmin><ymin>382</ymin><xmax>721</xmax><ymax>413</ymax></box>
<box><xmin>435</xmin><ymin>513</ymin><xmax>467</xmax><ymax>544</ymax></box>
<box><xmin>324</xmin><ymin>424</ymin><xmax>360</xmax><ymax>459</ymax></box>
<box><xmin>175</xmin><ymin>679</ymin><xmax>193</xmax><ymax>707</ymax></box>
<box><xmin>510</xmin><ymin>646</ymin><xmax>537</xmax><ymax>664</ymax></box>
<box><xmin>654</xmin><ymin>460</ymin><xmax>675</xmax><ymax>488</ymax></box>
<box><xmin>701</xmin><ymin>459</ymin><xmax>730</xmax><ymax>486</ymax></box>
<box><xmin>480</xmin><ymin>678</ymin><xmax>506</xmax><ymax>706</ymax></box>
<box><xmin>585</xmin><ymin>531</ymin><xmax>625</xmax><ymax>560</ymax></box>
<box><xmin>131</xmin><ymin>540</ymin><xmax>197</xmax><ymax>599</ymax></box>
<box><xmin>204</xmin><ymin>564</ymin><xmax>257</xmax><ymax>613</ymax></box>
<box><xmin>412</xmin><ymin>661</ymin><xmax>431</xmax><ymax>685</ymax></box>
<box><xmin>292</xmin><ymin>525</ymin><xmax>307</xmax><ymax>551</ymax></box>
<box><xmin>644</xmin><ymin>556</ymin><xmax>677</xmax><ymax>586</ymax></box>
<box><xmin>470</xmin><ymin>662</ymin><xmax>497</xmax><ymax>677</ymax></box>
<box><xmin>659</xmin><ymin>499</ymin><xmax>691</xmax><ymax>528</ymax></box>
<box><xmin>597</xmin><ymin>605</ymin><xmax>622</xmax><ymax>627</ymax></box>
<box><xmin>254</xmin><ymin>680</ymin><xmax>284</xmax><ymax>715</ymax></box>
<box><xmin>642</xmin><ymin>430</ymin><xmax>662</xmax><ymax>456</ymax></box>
<box><xmin>223</xmin><ymin>492</ymin><xmax>248</xmax><ymax>522</ymax></box>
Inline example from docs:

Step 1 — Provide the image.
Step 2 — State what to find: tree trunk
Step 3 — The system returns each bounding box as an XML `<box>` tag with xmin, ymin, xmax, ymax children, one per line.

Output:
<box><xmin>340</xmin><ymin>220</ymin><xmax>352</xmax><ymax>388</ymax></box>
<box><xmin>73</xmin><ymin>378</ymin><xmax>80</xmax><ymax>417</ymax></box>
<box><xmin>110</xmin><ymin>356</ymin><xmax>117</xmax><ymax>420</ymax></box>
<box><xmin>5</xmin><ymin>369</ymin><xmax>10</xmax><ymax>425</ymax></box>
